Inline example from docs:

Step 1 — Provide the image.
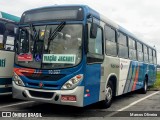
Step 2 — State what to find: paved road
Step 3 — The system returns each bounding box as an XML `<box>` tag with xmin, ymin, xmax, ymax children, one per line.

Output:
<box><xmin>0</xmin><ymin>90</ymin><xmax>160</xmax><ymax>120</ymax></box>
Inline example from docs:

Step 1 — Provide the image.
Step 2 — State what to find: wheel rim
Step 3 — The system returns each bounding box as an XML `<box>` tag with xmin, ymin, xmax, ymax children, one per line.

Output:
<box><xmin>105</xmin><ymin>86</ymin><xmax>112</xmax><ymax>102</ymax></box>
<box><xmin>144</xmin><ymin>81</ymin><xmax>147</xmax><ymax>91</ymax></box>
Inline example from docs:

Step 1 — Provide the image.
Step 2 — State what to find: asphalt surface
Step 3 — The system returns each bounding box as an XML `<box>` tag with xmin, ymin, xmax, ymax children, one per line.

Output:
<box><xmin>0</xmin><ymin>90</ymin><xmax>159</xmax><ymax>120</ymax></box>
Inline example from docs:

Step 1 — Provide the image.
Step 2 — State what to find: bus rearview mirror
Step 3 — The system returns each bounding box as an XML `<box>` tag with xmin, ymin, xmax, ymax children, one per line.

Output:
<box><xmin>90</xmin><ymin>23</ymin><xmax>97</xmax><ymax>39</ymax></box>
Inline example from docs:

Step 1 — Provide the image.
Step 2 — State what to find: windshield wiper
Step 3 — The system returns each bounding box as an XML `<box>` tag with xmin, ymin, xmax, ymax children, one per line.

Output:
<box><xmin>47</xmin><ymin>21</ymin><xmax>66</xmax><ymax>51</ymax></box>
<box><xmin>30</xmin><ymin>24</ymin><xmax>40</xmax><ymax>57</ymax></box>
<box><xmin>48</xmin><ymin>21</ymin><xmax>66</xmax><ymax>40</ymax></box>
<box><xmin>30</xmin><ymin>24</ymin><xmax>37</xmax><ymax>41</ymax></box>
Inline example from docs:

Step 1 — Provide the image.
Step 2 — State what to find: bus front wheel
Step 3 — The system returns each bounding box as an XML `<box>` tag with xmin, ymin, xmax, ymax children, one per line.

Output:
<box><xmin>101</xmin><ymin>81</ymin><xmax>113</xmax><ymax>108</ymax></box>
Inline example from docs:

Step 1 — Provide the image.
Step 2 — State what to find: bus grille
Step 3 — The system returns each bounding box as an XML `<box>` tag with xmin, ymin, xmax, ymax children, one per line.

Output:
<box><xmin>22</xmin><ymin>72</ymin><xmax>65</xmax><ymax>81</ymax></box>
<box><xmin>27</xmin><ymin>82</ymin><xmax>58</xmax><ymax>88</ymax></box>
<box><xmin>29</xmin><ymin>90</ymin><xmax>54</xmax><ymax>99</ymax></box>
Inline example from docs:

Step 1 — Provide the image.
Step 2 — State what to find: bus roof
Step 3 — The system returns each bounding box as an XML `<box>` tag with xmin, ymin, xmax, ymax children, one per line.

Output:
<box><xmin>21</xmin><ymin>5</ymin><xmax>156</xmax><ymax>51</ymax></box>
<box><xmin>0</xmin><ymin>11</ymin><xmax>20</xmax><ymax>22</ymax></box>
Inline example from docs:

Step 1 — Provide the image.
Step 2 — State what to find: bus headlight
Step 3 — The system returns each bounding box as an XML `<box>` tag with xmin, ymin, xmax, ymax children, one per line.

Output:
<box><xmin>61</xmin><ymin>74</ymin><xmax>83</xmax><ymax>90</ymax></box>
<box><xmin>13</xmin><ymin>73</ymin><xmax>25</xmax><ymax>86</ymax></box>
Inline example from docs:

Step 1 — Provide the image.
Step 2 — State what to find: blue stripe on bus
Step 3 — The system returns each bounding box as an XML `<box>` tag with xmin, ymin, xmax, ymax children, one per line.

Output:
<box><xmin>129</xmin><ymin>61</ymin><xmax>138</xmax><ymax>91</ymax></box>
<box><xmin>122</xmin><ymin>61</ymin><xmax>152</xmax><ymax>93</ymax></box>
<box><xmin>143</xmin><ymin>63</ymin><xmax>156</xmax><ymax>86</ymax></box>
<box><xmin>0</xmin><ymin>78</ymin><xmax>12</xmax><ymax>85</ymax></box>
<box><xmin>123</xmin><ymin>61</ymin><xmax>137</xmax><ymax>93</ymax></box>
<box><xmin>123</xmin><ymin>61</ymin><xmax>132</xmax><ymax>94</ymax></box>
<box><xmin>83</xmin><ymin>64</ymin><xmax>101</xmax><ymax>106</ymax></box>
<box><xmin>134</xmin><ymin>62</ymin><xmax>143</xmax><ymax>90</ymax></box>
<box><xmin>124</xmin><ymin>62</ymin><xmax>156</xmax><ymax>92</ymax></box>
<box><xmin>149</xmin><ymin>64</ymin><xmax>157</xmax><ymax>85</ymax></box>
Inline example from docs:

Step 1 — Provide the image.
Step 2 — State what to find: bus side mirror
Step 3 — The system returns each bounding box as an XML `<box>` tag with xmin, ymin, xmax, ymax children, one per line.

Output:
<box><xmin>90</xmin><ymin>22</ymin><xmax>98</xmax><ymax>39</ymax></box>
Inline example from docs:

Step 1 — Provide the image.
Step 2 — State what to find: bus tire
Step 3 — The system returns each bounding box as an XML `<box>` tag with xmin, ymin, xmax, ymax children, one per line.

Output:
<box><xmin>140</xmin><ymin>78</ymin><xmax>148</xmax><ymax>94</ymax></box>
<box><xmin>100</xmin><ymin>81</ymin><xmax>113</xmax><ymax>108</ymax></box>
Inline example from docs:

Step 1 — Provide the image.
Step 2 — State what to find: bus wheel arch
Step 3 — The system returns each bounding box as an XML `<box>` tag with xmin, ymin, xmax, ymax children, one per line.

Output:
<box><xmin>108</xmin><ymin>75</ymin><xmax>117</xmax><ymax>97</ymax></box>
<box><xmin>100</xmin><ymin>75</ymin><xmax>117</xmax><ymax>108</ymax></box>
<box><xmin>140</xmin><ymin>74</ymin><xmax>148</xmax><ymax>94</ymax></box>
<box><xmin>145</xmin><ymin>74</ymin><xmax>148</xmax><ymax>84</ymax></box>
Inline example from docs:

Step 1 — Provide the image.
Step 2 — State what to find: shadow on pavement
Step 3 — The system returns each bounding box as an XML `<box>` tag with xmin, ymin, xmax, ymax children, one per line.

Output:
<box><xmin>15</xmin><ymin>90</ymin><xmax>143</xmax><ymax>117</ymax></box>
<box><xmin>0</xmin><ymin>94</ymin><xmax>24</xmax><ymax>105</ymax></box>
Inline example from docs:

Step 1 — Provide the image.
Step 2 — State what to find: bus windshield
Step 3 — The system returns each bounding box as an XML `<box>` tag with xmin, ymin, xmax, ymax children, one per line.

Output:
<box><xmin>15</xmin><ymin>24</ymin><xmax>82</xmax><ymax>69</ymax></box>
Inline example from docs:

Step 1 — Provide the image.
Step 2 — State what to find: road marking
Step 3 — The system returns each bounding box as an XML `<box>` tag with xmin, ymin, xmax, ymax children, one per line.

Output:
<box><xmin>0</xmin><ymin>101</ymin><xmax>35</xmax><ymax>109</ymax></box>
<box><xmin>106</xmin><ymin>91</ymin><xmax>160</xmax><ymax>117</ymax></box>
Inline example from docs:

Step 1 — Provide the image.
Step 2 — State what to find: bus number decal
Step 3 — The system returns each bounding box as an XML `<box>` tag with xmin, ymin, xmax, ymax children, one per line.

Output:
<box><xmin>49</xmin><ymin>70</ymin><xmax>60</xmax><ymax>74</ymax></box>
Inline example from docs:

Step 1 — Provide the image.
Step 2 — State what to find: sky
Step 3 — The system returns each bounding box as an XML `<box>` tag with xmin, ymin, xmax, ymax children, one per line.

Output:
<box><xmin>0</xmin><ymin>0</ymin><xmax>160</xmax><ymax>64</ymax></box>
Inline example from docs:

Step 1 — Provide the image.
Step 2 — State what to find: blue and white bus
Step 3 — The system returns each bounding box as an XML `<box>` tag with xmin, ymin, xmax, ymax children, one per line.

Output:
<box><xmin>0</xmin><ymin>11</ymin><xmax>19</xmax><ymax>95</ymax></box>
<box><xmin>13</xmin><ymin>5</ymin><xmax>157</xmax><ymax>108</ymax></box>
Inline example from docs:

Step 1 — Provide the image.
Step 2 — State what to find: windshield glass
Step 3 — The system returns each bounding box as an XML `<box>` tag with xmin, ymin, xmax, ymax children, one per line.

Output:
<box><xmin>15</xmin><ymin>24</ymin><xmax>82</xmax><ymax>69</ymax></box>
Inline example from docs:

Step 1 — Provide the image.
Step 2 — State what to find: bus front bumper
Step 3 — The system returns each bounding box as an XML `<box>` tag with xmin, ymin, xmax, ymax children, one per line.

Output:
<box><xmin>12</xmin><ymin>81</ymin><xmax>84</xmax><ymax>107</ymax></box>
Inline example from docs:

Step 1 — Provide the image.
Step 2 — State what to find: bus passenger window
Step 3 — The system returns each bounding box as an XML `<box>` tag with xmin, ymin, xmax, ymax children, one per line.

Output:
<box><xmin>118</xmin><ymin>32</ymin><xmax>128</xmax><ymax>58</ymax></box>
<box><xmin>137</xmin><ymin>42</ymin><xmax>143</xmax><ymax>61</ymax></box>
<box><xmin>105</xmin><ymin>26</ymin><xmax>116</xmax><ymax>42</ymax></box>
<box><xmin>153</xmin><ymin>50</ymin><xmax>157</xmax><ymax>64</ymax></box>
<box><xmin>149</xmin><ymin>48</ymin><xmax>153</xmax><ymax>63</ymax></box>
<box><xmin>143</xmin><ymin>45</ymin><xmax>148</xmax><ymax>62</ymax></box>
<box><xmin>105</xmin><ymin>25</ymin><xmax>117</xmax><ymax>56</ymax></box>
<box><xmin>129</xmin><ymin>38</ymin><xmax>136</xmax><ymax>60</ymax></box>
